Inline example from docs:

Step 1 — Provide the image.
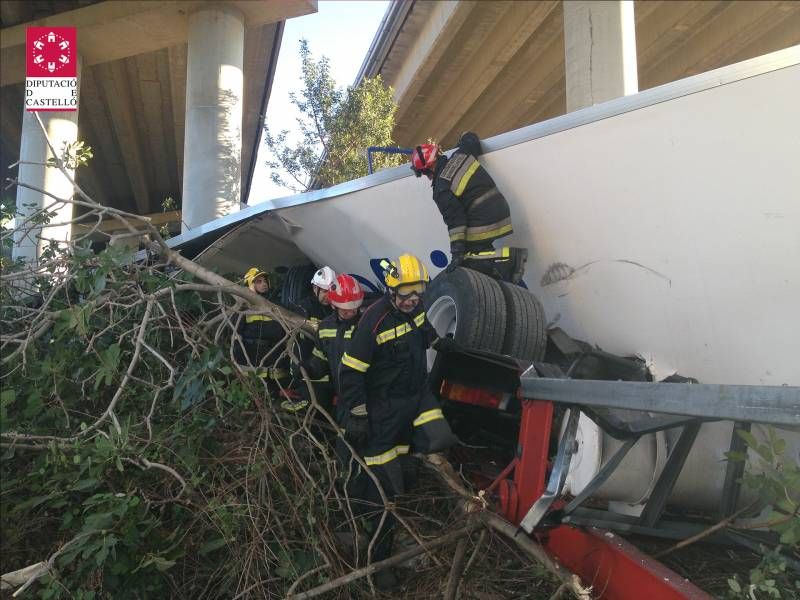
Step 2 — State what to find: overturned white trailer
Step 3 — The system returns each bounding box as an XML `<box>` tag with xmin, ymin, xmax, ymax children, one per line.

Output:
<box><xmin>170</xmin><ymin>47</ymin><xmax>800</xmax><ymax>597</ymax></box>
<box><xmin>173</xmin><ymin>45</ymin><xmax>800</xmax><ymax>389</ymax></box>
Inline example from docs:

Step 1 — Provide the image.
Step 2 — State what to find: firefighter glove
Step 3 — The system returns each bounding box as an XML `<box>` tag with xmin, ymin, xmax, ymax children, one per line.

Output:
<box><xmin>446</xmin><ymin>254</ymin><xmax>464</xmax><ymax>273</ymax></box>
<box><xmin>344</xmin><ymin>405</ymin><xmax>369</xmax><ymax>449</ymax></box>
<box><xmin>432</xmin><ymin>336</ymin><xmax>461</xmax><ymax>354</ymax></box>
<box><xmin>458</xmin><ymin>131</ymin><xmax>483</xmax><ymax>157</ymax></box>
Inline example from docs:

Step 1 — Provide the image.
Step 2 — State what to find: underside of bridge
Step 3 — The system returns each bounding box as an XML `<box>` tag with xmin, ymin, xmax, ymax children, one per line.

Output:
<box><xmin>1</xmin><ymin>0</ymin><xmax>315</xmax><ymax>231</ymax></box>
<box><xmin>358</xmin><ymin>0</ymin><xmax>800</xmax><ymax>150</ymax></box>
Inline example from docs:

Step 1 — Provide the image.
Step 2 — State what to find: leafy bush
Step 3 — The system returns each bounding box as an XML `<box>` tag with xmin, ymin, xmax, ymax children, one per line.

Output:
<box><xmin>725</xmin><ymin>427</ymin><xmax>800</xmax><ymax>599</ymax></box>
<box><xmin>0</xmin><ymin>235</ymin><xmax>338</xmax><ymax>597</ymax></box>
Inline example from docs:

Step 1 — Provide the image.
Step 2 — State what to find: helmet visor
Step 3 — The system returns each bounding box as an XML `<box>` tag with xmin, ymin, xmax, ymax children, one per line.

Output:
<box><xmin>396</xmin><ymin>282</ymin><xmax>426</xmax><ymax>299</ymax></box>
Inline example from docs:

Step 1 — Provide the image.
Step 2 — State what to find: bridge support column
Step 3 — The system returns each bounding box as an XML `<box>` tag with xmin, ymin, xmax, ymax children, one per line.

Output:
<box><xmin>13</xmin><ymin>58</ymin><xmax>82</xmax><ymax>264</ymax></box>
<box><xmin>181</xmin><ymin>3</ymin><xmax>245</xmax><ymax>233</ymax></box>
<box><xmin>563</xmin><ymin>0</ymin><xmax>638</xmax><ymax>112</ymax></box>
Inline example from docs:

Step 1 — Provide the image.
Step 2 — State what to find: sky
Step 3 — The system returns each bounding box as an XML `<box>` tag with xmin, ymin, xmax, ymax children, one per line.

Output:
<box><xmin>247</xmin><ymin>1</ymin><xmax>390</xmax><ymax>205</ymax></box>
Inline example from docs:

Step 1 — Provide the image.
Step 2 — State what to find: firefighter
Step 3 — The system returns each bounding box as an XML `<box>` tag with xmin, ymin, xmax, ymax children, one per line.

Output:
<box><xmin>234</xmin><ymin>267</ymin><xmax>290</xmax><ymax>390</ymax></box>
<box><xmin>291</xmin><ymin>266</ymin><xmax>336</xmax><ymax>323</ymax></box>
<box><xmin>284</xmin><ymin>266</ymin><xmax>337</xmax><ymax>412</ymax></box>
<box><xmin>338</xmin><ymin>254</ymin><xmax>457</xmax><ymax>589</ymax></box>
<box><xmin>289</xmin><ymin>273</ymin><xmax>365</xmax><ymax>416</ymax></box>
<box><xmin>411</xmin><ymin>132</ymin><xmax>527</xmax><ymax>283</ymax></box>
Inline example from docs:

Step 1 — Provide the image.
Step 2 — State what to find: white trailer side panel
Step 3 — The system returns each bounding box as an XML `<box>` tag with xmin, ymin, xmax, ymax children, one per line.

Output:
<box><xmin>187</xmin><ymin>55</ymin><xmax>800</xmax><ymax>387</ymax></box>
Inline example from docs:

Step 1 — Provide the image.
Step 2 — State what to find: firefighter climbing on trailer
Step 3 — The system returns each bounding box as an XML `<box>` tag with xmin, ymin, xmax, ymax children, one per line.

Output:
<box><xmin>338</xmin><ymin>254</ymin><xmax>458</xmax><ymax>590</ymax></box>
<box><xmin>411</xmin><ymin>132</ymin><xmax>527</xmax><ymax>283</ymax></box>
<box><xmin>235</xmin><ymin>267</ymin><xmax>291</xmax><ymax>392</ymax></box>
<box><xmin>285</xmin><ymin>266</ymin><xmax>336</xmax><ymax>411</ymax></box>
<box><xmin>286</xmin><ymin>273</ymin><xmax>364</xmax><ymax>415</ymax></box>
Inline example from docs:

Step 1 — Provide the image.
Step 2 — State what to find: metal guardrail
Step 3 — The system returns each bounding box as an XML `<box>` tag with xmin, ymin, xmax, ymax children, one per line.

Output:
<box><xmin>520</xmin><ymin>371</ymin><xmax>800</xmax><ymax>426</ymax></box>
<box><xmin>366</xmin><ymin>146</ymin><xmax>412</xmax><ymax>174</ymax></box>
<box><xmin>517</xmin><ymin>372</ymin><xmax>799</xmax><ymax>536</ymax></box>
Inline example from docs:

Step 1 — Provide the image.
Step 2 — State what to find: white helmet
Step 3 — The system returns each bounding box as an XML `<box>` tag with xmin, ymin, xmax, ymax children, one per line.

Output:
<box><xmin>311</xmin><ymin>266</ymin><xmax>336</xmax><ymax>290</ymax></box>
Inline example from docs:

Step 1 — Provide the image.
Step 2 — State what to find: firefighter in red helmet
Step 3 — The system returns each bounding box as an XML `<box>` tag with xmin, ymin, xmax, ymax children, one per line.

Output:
<box><xmin>411</xmin><ymin>133</ymin><xmax>527</xmax><ymax>283</ymax></box>
<box><xmin>295</xmin><ymin>273</ymin><xmax>365</xmax><ymax>414</ymax></box>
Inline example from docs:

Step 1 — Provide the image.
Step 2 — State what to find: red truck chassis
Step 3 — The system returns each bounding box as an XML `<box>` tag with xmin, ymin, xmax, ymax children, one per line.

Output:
<box><xmin>437</xmin><ymin>349</ymin><xmax>798</xmax><ymax>599</ymax></box>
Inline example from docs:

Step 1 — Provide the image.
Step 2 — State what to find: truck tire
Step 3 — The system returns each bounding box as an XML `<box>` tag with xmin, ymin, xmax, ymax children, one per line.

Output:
<box><xmin>281</xmin><ymin>264</ymin><xmax>317</xmax><ymax>308</ymax></box>
<box><xmin>425</xmin><ymin>267</ymin><xmax>507</xmax><ymax>353</ymax></box>
<box><xmin>498</xmin><ymin>282</ymin><xmax>547</xmax><ymax>361</ymax></box>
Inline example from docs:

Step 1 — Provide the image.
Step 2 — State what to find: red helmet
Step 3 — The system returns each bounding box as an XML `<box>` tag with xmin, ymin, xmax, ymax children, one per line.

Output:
<box><xmin>328</xmin><ymin>274</ymin><xmax>364</xmax><ymax>310</ymax></box>
<box><xmin>411</xmin><ymin>144</ymin><xmax>439</xmax><ymax>177</ymax></box>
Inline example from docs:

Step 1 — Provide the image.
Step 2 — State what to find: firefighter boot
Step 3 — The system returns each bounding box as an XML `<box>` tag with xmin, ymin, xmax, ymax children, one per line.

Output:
<box><xmin>462</xmin><ymin>247</ymin><xmax>506</xmax><ymax>279</ymax></box>
<box><xmin>487</xmin><ymin>247</ymin><xmax>527</xmax><ymax>283</ymax></box>
<box><xmin>464</xmin><ymin>247</ymin><xmax>527</xmax><ymax>283</ymax></box>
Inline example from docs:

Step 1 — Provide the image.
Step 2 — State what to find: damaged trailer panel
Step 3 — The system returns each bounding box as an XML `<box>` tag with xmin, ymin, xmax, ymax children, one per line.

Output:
<box><xmin>161</xmin><ymin>46</ymin><xmax>800</xmax><ymax>599</ymax></box>
<box><xmin>169</xmin><ymin>46</ymin><xmax>800</xmax><ymax>387</ymax></box>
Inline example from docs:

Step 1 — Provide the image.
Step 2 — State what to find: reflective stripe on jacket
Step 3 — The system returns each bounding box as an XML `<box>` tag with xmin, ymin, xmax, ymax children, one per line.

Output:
<box><xmin>339</xmin><ymin>296</ymin><xmax>437</xmax><ymax>415</ymax></box>
<box><xmin>235</xmin><ymin>294</ymin><xmax>286</xmax><ymax>367</ymax></box>
<box><xmin>303</xmin><ymin>312</ymin><xmax>358</xmax><ymax>391</ymax></box>
<box><xmin>291</xmin><ymin>294</ymin><xmax>334</xmax><ymax>368</ymax></box>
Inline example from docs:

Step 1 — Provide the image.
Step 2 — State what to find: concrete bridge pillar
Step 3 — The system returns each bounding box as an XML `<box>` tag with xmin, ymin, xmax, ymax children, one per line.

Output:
<box><xmin>181</xmin><ymin>3</ymin><xmax>245</xmax><ymax>233</ymax></box>
<box><xmin>564</xmin><ymin>0</ymin><xmax>638</xmax><ymax>112</ymax></box>
<box><xmin>13</xmin><ymin>59</ymin><xmax>81</xmax><ymax>264</ymax></box>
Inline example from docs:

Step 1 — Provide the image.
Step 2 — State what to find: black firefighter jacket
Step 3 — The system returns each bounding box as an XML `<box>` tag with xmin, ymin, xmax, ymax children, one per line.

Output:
<box><xmin>432</xmin><ymin>132</ymin><xmax>513</xmax><ymax>255</ymax></box>
<box><xmin>339</xmin><ymin>296</ymin><xmax>456</xmax><ymax>460</ymax></box>
<box><xmin>234</xmin><ymin>293</ymin><xmax>286</xmax><ymax>368</ymax></box>
<box><xmin>291</xmin><ymin>294</ymin><xmax>333</xmax><ymax>376</ymax></box>
<box><xmin>291</xmin><ymin>293</ymin><xmax>332</xmax><ymax>324</ymax></box>
<box><xmin>302</xmin><ymin>312</ymin><xmax>358</xmax><ymax>393</ymax></box>
<box><xmin>339</xmin><ymin>296</ymin><xmax>436</xmax><ymax>415</ymax></box>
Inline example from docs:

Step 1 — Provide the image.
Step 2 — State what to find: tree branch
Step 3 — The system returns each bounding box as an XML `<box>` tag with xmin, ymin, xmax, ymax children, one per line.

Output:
<box><xmin>421</xmin><ymin>454</ymin><xmax>592</xmax><ymax>599</ymax></box>
<box><xmin>286</xmin><ymin>522</ymin><xmax>480</xmax><ymax>599</ymax></box>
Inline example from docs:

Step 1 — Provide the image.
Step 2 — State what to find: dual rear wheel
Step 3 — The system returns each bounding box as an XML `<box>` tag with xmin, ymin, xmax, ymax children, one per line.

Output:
<box><xmin>286</xmin><ymin>264</ymin><xmax>547</xmax><ymax>362</ymax></box>
<box><xmin>424</xmin><ymin>267</ymin><xmax>546</xmax><ymax>362</ymax></box>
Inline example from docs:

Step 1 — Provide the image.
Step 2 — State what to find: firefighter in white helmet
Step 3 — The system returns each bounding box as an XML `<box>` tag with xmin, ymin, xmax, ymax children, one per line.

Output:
<box><xmin>285</xmin><ymin>266</ymin><xmax>336</xmax><ymax>412</ymax></box>
<box><xmin>291</xmin><ymin>266</ymin><xmax>336</xmax><ymax>323</ymax></box>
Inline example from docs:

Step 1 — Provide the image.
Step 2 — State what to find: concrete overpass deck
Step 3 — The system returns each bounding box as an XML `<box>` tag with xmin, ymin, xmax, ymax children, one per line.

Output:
<box><xmin>1</xmin><ymin>0</ymin><xmax>315</xmax><ymax>232</ymax></box>
<box><xmin>357</xmin><ymin>1</ymin><xmax>800</xmax><ymax>150</ymax></box>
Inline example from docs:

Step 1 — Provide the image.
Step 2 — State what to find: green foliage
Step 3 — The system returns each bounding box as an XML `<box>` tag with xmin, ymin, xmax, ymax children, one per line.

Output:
<box><xmin>726</xmin><ymin>545</ymin><xmax>800</xmax><ymax>599</ymax></box>
<box><xmin>724</xmin><ymin>428</ymin><xmax>800</xmax><ymax>599</ymax></box>
<box><xmin>0</xmin><ymin>242</ymin><xmax>302</xmax><ymax>597</ymax></box>
<box><xmin>48</xmin><ymin>140</ymin><xmax>93</xmax><ymax>170</ymax></box>
<box><xmin>265</xmin><ymin>39</ymin><xmax>404</xmax><ymax>192</ymax></box>
<box><xmin>159</xmin><ymin>197</ymin><xmax>176</xmax><ymax>240</ymax></box>
<box><xmin>0</xmin><ymin>197</ymin><xmax>15</xmax><ymax>268</ymax></box>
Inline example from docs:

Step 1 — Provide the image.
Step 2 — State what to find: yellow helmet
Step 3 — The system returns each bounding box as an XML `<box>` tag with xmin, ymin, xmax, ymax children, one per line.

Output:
<box><xmin>381</xmin><ymin>254</ymin><xmax>430</xmax><ymax>293</ymax></box>
<box><xmin>244</xmin><ymin>267</ymin><xmax>269</xmax><ymax>290</ymax></box>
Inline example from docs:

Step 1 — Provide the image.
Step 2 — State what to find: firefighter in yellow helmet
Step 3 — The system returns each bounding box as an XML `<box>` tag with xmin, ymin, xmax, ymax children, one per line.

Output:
<box><xmin>234</xmin><ymin>268</ymin><xmax>290</xmax><ymax>387</ymax></box>
<box><xmin>338</xmin><ymin>254</ymin><xmax>457</xmax><ymax>590</ymax></box>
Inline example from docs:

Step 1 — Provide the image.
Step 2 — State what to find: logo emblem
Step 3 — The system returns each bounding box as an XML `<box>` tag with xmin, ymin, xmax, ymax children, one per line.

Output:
<box><xmin>25</xmin><ymin>27</ymin><xmax>78</xmax><ymax>112</ymax></box>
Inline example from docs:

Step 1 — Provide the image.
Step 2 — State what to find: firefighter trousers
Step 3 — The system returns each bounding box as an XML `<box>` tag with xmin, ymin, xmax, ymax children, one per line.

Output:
<box><xmin>341</xmin><ymin>393</ymin><xmax>419</xmax><ymax>561</ymax></box>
